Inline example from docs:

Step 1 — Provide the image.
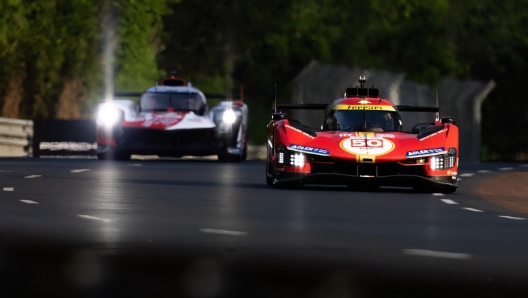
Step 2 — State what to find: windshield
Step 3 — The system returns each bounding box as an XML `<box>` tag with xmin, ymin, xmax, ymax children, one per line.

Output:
<box><xmin>140</xmin><ymin>92</ymin><xmax>204</xmax><ymax>112</ymax></box>
<box><xmin>323</xmin><ymin>110</ymin><xmax>401</xmax><ymax>132</ymax></box>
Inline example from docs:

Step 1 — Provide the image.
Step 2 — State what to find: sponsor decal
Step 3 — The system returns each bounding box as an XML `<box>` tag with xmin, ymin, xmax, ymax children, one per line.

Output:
<box><xmin>285</xmin><ymin>125</ymin><xmax>315</xmax><ymax>139</ymax></box>
<box><xmin>419</xmin><ymin>128</ymin><xmax>447</xmax><ymax>141</ymax></box>
<box><xmin>39</xmin><ymin>142</ymin><xmax>97</xmax><ymax>151</ymax></box>
<box><xmin>333</xmin><ymin>104</ymin><xmax>396</xmax><ymax>111</ymax></box>
<box><xmin>338</xmin><ymin>133</ymin><xmax>395</xmax><ymax>139</ymax></box>
<box><xmin>142</xmin><ymin>114</ymin><xmax>184</xmax><ymax>127</ymax></box>
<box><xmin>289</xmin><ymin>144</ymin><xmax>330</xmax><ymax>156</ymax></box>
<box><xmin>358</xmin><ymin>99</ymin><xmax>371</xmax><ymax>104</ymax></box>
<box><xmin>340</xmin><ymin>138</ymin><xmax>395</xmax><ymax>156</ymax></box>
<box><xmin>406</xmin><ymin>147</ymin><xmax>445</xmax><ymax>158</ymax></box>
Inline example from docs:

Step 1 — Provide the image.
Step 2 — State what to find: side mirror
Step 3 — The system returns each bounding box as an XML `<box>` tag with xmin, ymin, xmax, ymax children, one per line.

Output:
<box><xmin>272</xmin><ymin>113</ymin><xmax>287</xmax><ymax>121</ymax></box>
<box><xmin>441</xmin><ymin>116</ymin><xmax>456</xmax><ymax>125</ymax></box>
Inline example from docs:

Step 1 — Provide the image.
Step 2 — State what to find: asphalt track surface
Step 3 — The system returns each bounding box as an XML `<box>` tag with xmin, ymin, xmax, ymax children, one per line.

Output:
<box><xmin>1</xmin><ymin>158</ymin><xmax>528</xmax><ymax>297</ymax></box>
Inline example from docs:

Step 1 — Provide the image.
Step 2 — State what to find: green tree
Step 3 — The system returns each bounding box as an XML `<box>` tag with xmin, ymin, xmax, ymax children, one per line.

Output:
<box><xmin>448</xmin><ymin>0</ymin><xmax>528</xmax><ymax>158</ymax></box>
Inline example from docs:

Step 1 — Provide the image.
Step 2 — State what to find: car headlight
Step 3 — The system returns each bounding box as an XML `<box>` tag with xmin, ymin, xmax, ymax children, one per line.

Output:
<box><xmin>97</xmin><ymin>104</ymin><xmax>121</xmax><ymax>126</ymax></box>
<box><xmin>430</xmin><ymin>155</ymin><xmax>444</xmax><ymax>170</ymax></box>
<box><xmin>290</xmin><ymin>153</ymin><xmax>305</xmax><ymax>167</ymax></box>
<box><xmin>222</xmin><ymin>109</ymin><xmax>237</xmax><ymax>124</ymax></box>
<box><xmin>430</xmin><ymin>148</ymin><xmax>457</xmax><ymax>171</ymax></box>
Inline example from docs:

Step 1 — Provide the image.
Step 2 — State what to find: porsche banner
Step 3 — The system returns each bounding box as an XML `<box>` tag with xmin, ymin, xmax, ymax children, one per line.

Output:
<box><xmin>33</xmin><ymin>120</ymin><xmax>97</xmax><ymax>157</ymax></box>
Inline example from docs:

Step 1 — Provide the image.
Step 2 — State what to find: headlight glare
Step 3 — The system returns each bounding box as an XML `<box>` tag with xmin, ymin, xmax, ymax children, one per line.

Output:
<box><xmin>222</xmin><ymin>109</ymin><xmax>237</xmax><ymax>124</ymax></box>
<box><xmin>430</xmin><ymin>155</ymin><xmax>444</xmax><ymax>170</ymax></box>
<box><xmin>97</xmin><ymin>104</ymin><xmax>121</xmax><ymax>126</ymax></box>
<box><xmin>290</xmin><ymin>153</ymin><xmax>305</xmax><ymax>167</ymax></box>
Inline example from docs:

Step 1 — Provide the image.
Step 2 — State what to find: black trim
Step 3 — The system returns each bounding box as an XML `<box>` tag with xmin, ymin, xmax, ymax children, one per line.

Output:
<box><xmin>114</xmin><ymin>92</ymin><xmax>241</xmax><ymax>99</ymax></box>
<box><xmin>418</xmin><ymin>125</ymin><xmax>445</xmax><ymax>139</ymax></box>
<box><xmin>273</xmin><ymin>173</ymin><xmax>457</xmax><ymax>188</ymax></box>
<box><xmin>288</xmin><ymin>120</ymin><xmax>317</xmax><ymax>137</ymax></box>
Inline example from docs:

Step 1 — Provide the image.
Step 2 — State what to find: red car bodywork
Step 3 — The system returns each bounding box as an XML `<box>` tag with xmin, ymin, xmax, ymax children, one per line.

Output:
<box><xmin>266</xmin><ymin>96</ymin><xmax>459</xmax><ymax>192</ymax></box>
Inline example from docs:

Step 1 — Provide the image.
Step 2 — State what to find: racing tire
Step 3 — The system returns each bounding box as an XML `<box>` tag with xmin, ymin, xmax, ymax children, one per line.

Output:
<box><xmin>266</xmin><ymin>174</ymin><xmax>274</xmax><ymax>186</ymax></box>
<box><xmin>240</xmin><ymin>146</ymin><xmax>247</xmax><ymax>161</ymax></box>
<box><xmin>265</xmin><ymin>145</ymin><xmax>275</xmax><ymax>186</ymax></box>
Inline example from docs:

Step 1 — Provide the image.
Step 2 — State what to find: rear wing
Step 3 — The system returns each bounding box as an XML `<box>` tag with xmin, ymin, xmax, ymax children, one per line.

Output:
<box><xmin>274</xmin><ymin>104</ymin><xmax>439</xmax><ymax>112</ymax></box>
<box><xmin>114</xmin><ymin>92</ymin><xmax>243</xmax><ymax>100</ymax></box>
<box><xmin>271</xmin><ymin>79</ymin><xmax>443</xmax><ymax>122</ymax></box>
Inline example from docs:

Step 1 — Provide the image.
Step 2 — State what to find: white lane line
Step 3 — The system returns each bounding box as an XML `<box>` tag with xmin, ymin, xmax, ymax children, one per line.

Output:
<box><xmin>457</xmin><ymin>178</ymin><xmax>463</xmax><ymax>181</ymax></box>
<box><xmin>71</xmin><ymin>169</ymin><xmax>90</xmax><ymax>173</ymax></box>
<box><xmin>3</xmin><ymin>187</ymin><xmax>14</xmax><ymax>191</ymax></box>
<box><xmin>520</xmin><ymin>164</ymin><xmax>528</xmax><ymax>168</ymax></box>
<box><xmin>460</xmin><ymin>173</ymin><xmax>474</xmax><ymax>177</ymax></box>
<box><xmin>20</xmin><ymin>200</ymin><xmax>39</xmax><ymax>204</ymax></box>
<box><xmin>432</xmin><ymin>193</ymin><xmax>445</xmax><ymax>196</ymax></box>
<box><xmin>403</xmin><ymin>249</ymin><xmax>471</xmax><ymax>260</ymax></box>
<box><xmin>463</xmin><ymin>207</ymin><xmax>484</xmax><ymax>212</ymax></box>
<box><xmin>477</xmin><ymin>170</ymin><xmax>491</xmax><ymax>173</ymax></box>
<box><xmin>441</xmin><ymin>199</ymin><xmax>458</xmax><ymax>205</ymax></box>
<box><xmin>498</xmin><ymin>215</ymin><xmax>526</xmax><ymax>220</ymax></box>
<box><xmin>200</xmin><ymin>228</ymin><xmax>248</xmax><ymax>236</ymax></box>
<box><xmin>77</xmin><ymin>215</ymin><xmax>111</xmax><ymax>223</ymax></box>
<box><xmin>498</xmin><ymin>167</ymin><xmax>513</xmax><ymax>171</ymax></box>
<box><xmin>24</xmin><ymin>175</ymin><xmax>42</xmax><ymax>179</ymax></box>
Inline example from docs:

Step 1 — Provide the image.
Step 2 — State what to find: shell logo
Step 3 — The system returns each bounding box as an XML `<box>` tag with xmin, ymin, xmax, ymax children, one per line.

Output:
<box><xmin>340</xmin><ymin>137</ymin><xmax>395</xmax><ymax>156</ymax></box>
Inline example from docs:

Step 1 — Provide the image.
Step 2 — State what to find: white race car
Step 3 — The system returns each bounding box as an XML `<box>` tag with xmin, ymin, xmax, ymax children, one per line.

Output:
<box><xmin>95</xmin><ymin>74</ymin><xmax>248</xmax><ymax>161</ymax></box>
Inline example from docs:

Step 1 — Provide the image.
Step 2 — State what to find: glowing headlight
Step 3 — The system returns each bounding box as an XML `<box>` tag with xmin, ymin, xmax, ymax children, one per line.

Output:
<box><xmin>222</xmin><ymin>109</ymin><xmax>237</xmax><ymax>124</ymax></box>
<box><xmin>290</xmin><ymin>153</ymin><xmax>305</xmax><ymax>167</ymax></box>
<box><xmin>430</xmin><ymin>155</ymin><xmax>444</xmax><ymax>170</ymax></box>
<box><xmin>97</xmin><ymin>104</ymin><xmax>121</xmax><ymax>126</ymax></box>
<box><xmin>278</xmin><ymin>152</ymin><xmax>284</xmax><ymax>164</ymax></box>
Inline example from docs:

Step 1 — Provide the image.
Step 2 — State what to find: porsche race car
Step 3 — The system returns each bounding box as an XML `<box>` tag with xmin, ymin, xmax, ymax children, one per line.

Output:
<box><xmin>266</xmin><ymin>77</ymin><xmax>458</xmax><ymax>193</ymax></box>
<box><xmin>96</xmin><ymin>74</ymin><xmax>248</xmax><ymax>161</ymax></box>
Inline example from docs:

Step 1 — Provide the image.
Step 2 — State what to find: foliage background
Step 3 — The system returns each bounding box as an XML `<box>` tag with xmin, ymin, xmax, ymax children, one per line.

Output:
<box><xmin>0</xmin><ymin>0</ymin><xmax>527</xmax><ymax>159</ymax></box>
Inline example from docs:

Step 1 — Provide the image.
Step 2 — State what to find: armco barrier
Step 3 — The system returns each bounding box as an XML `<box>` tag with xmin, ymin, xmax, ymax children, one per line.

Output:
<box><xmin>31</xmin><ymin>119</ymin><xmax>268</xmax><ymax>160</ymax></box>
<box><xmin>33</xmin><ymin>119</ymin><xmax>97</xmax><ymax>157</ymax></box>
<box><xmin>0</xmin><ymin>117</ymin><xmax>33</xmax><ymax>157</ymax></box>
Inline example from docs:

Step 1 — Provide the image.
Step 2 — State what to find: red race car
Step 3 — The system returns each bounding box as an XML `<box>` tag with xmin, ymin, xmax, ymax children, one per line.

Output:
<box><xmin>266</xmin><ymin>77</ymin><xmax>458</xmax><ymax>193</ymax></box>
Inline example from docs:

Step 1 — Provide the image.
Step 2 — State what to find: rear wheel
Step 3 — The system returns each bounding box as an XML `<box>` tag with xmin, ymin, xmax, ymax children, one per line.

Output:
<box><xmin>240</xmin><ymin>146</ymin><xmax>247</xmax><ymax>161</ymax></box>
<box><xmin>265</xmin><ymin>145</ymin><xmax>275</xmax><ymax>186</ymax></box>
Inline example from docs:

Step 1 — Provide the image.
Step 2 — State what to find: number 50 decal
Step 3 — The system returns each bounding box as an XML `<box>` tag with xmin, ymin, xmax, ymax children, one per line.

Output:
<box><xmin>341</xmin><ymin>138</ymin><xmax>395</xmax><ymax>155</ymax></box>
<box><xmin>351</xmin><ymin>139</ymin><xmax>383</xmax><ymax>148</ymax></box>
